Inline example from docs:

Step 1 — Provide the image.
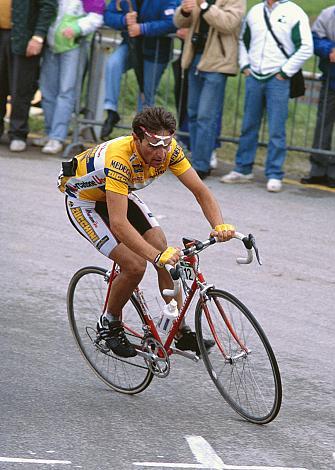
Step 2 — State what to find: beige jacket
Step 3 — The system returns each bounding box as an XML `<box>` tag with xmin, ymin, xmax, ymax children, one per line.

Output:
<box><xmin>174</xmin><ymin>0</ymin><xmax>246</xmax><ymax>74</ymax></box>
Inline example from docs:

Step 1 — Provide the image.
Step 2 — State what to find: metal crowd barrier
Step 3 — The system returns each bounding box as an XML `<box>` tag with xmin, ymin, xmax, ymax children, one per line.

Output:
<box><xmin>64</xmin><ymin>28</ymin><xmax>335</xmax><ymax>162</ymax></box>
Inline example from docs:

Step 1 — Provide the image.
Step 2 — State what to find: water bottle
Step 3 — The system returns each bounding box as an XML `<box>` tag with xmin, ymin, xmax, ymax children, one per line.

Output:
<box><xmin>156</xmin><ymin>299</ymin><xmax>178</xmax><ymax>334</ymax></box>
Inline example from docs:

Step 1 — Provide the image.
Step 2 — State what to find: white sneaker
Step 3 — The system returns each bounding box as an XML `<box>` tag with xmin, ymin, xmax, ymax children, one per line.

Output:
<box><xmin>267</xmin><ymin>178</ymin><xmax>282</xmax><ymax>192</ymax></box>
<box><xmin>9</xmin><ymin>140</ymin><xmax>27</xmax><ymax>152</ymax></box>
<box><xmin>32</xmin><ymin>136</ymin><xmax>48</xmax><ymax>147</ymax></box>
<box><xmin>210</xmin><ymin>150</ymin><xmax>218</xmax><ymax>169</ymax></box>
<box><xmin>42</xmin><ymin>139</ymin><xmax>63</xmax><ymax>154</ymax></box>
<box><xmin>220</xmin><ymin>170</ymin><xmax>254</xmax><ymax>184</ymax></box>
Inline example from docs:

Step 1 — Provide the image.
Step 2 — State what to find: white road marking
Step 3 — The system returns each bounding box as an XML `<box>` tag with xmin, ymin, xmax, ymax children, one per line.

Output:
<box><xmin>186</xmin><ymin>435</ymin><xmax>224</xmax><ymax>469</ymax></box>
<box><xmin>133</xmin><ymin>464</ymin><xmax>207</xmax><ymax>468</ymax></box>
<box><xmin>0</xmin><ymin>457</ymin><xmax>71</xmax><ymax>465</ymax></box>
<box><xmin>133</xmin><ymin>435</ymin><xmax>309</xmax><ymax>470</ymax></box>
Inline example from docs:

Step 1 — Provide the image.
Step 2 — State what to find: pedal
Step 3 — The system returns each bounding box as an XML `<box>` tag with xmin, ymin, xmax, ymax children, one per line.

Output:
<box><xmin>170</xmin><ymin>347</ymin><xmax>200</xmax><ymax>362</ymax></box>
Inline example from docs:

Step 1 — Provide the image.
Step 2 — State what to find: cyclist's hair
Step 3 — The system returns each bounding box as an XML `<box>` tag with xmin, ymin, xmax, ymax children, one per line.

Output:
<box><xmin>132</xmin><ymin>107</ymin><xmax>176</xmax><ymax>141</ymax></box>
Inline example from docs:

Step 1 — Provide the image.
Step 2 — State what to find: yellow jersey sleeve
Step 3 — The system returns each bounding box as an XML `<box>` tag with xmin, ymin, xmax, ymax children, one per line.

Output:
<box><xmin>168</xmin><ymin>140</ymin><xmax>191</xmax><ymax>176</ymax></box>
<box><xmin>105</xmin><ymin>154</ymin><xmax>132</xmax><ymax>196</ymax></box>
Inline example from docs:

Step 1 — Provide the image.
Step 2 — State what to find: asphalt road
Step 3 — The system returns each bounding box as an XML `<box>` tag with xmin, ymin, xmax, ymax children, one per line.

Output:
<box><xmin>0</xmin><ymin>145</ymin><xmax>334</xmax><ymax>470</ymax></box>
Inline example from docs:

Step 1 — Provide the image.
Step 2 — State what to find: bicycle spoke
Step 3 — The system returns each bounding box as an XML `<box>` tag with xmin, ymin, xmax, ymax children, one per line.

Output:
<box><xmin>67</xmin><ymin>267</ymin><xmax>153</xmax><ymax>394</ymax></box>
<box><xmin>196</xmin><ymin>289</ymin><xmax>282</xmax><ymax>424</ymax></box>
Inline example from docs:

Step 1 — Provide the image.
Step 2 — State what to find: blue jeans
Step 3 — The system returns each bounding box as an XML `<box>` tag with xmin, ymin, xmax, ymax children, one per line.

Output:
<box><xmin>40</xmin><ymin>46</ymin><xmax>82</xmax><ymax>141</ymax></box>
<box><xmin>104</xmin><ymin>42</ymin><xmax>167</xmax><ymax>111</ymax></box>
<box><xmin>187</xmin><ymin>54</ymin><xmax>227</xmax><ymax>172</ymax></box>
<box><xmin>235</xmin><ymin>75</ymin><xmax>290</xmax><ymax>180</ymax></box>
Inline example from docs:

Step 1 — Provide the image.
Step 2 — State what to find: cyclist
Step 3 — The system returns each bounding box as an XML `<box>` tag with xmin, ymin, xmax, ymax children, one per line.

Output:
<box><xmin>58</xmin><ymin>107</ymin><xmax>235</xmax><ymax>358</ymax></box>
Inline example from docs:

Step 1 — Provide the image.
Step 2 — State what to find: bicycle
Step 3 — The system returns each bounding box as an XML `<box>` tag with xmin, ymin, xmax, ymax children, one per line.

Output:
<box><xmin>67</xmin><ymin>232</ymin><xmax>282</xmax><ymax>424</ymax></box>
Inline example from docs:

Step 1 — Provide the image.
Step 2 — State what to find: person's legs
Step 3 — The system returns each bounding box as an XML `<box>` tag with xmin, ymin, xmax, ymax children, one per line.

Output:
<box><xmin>187</xmin><ymin>54</ymin><xmax>202</xmax><ymax>160</ymax></box>
<box><xmin>65</xmin><ymin>196</ymin><xmax>144</xmax><ymax>357</ymax></box>
<box><xmin>47</xmin><ymin>47</ymin><xmax>81</xmax><ymax>142</ymax></box>
<box><xmin>9</xmin><ymin>53</ymin><xmax>40</xmax><ymax>142</ymax></box>
<box><xmin>104</xmin><ymin>42</ymin><xmax>129</xmax><ymax>112</ymax></box>
<box><xmin>141</xmin><ymin>60</ymin><xmax>167</xmax><ymax>109</ymax></box>
<box><xmin>234</xmin><ymin>76</ymin><xmax>264</xmax><ymax>175</ymax></box>
<box><xmin>265</xmin><ymin>76</ymin><xmax>290</xmax><ymax>180</ymax></box>
<box><xmin>190</xmin><ymin>71</ymin><xmax>226</xmax><ymax>173</ymax></box>
<box><xmin>100</xmin><ymin>43</ymin><xmax>129</xmax><ymax>139</ymax></box>
<box><xmin>310</xmin><ymin>84</ymin><xmax>335</xmax><ymax>178</ymax></box>
<box><xmin>106</xmin><ymin>243</ymin><xmax>147</xmax><ymax>315</ymax></box>
<box><xmin>40</xmin><ymin>47</ymin><xmax>60</xmax><ymax>136</ymax></box>
<box><xmin>0</xmin><ymin>30</ymin><xmax>11</xmax><ymax>138</ymax></box>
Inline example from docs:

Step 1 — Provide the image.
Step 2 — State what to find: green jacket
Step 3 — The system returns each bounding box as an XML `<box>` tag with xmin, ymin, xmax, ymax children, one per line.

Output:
<box><xmin>11</xmin><ymin>0</ymin><xmax>57</xmax><ymax>55</ymax></box>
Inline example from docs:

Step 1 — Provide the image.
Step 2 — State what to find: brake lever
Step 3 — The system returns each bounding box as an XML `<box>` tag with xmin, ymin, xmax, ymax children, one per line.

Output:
<box><xmin>249</xmin><ymin>234</ymin><xmax>262</xmax><ymax>265</ymax></box>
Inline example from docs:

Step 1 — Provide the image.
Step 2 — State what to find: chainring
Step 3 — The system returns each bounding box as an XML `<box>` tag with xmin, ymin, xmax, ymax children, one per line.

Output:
<box><xmin>141</xmin><ymin>336</ymin><xmax>170</xmax><ymax>378</ymax></box>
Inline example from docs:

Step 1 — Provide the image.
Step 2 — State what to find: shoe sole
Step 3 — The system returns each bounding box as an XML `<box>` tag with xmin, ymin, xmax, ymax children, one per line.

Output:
<box><xmin>42</xmin><ymin>148</ymin><xmax>63</xmax><ymax>154</ymax></box>
<box><xmin>10</xmin><ymin>148</ymin><xmax>26</xmax><ymax>152</ymax></box>
<box><xmin>220</xmin><ymin>178</ymin><xmax>254</xmax><ymax>184</ymax></box>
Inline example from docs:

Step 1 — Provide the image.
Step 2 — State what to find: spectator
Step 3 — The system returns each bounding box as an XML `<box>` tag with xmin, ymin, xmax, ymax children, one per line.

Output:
<box><xmin>172</xmin><ymin>27</ymin><xmax>222</xmax><ymax>170</ymax></box>
<box><xmin>221</xmin><ymin>0</ymin><xmax>313</xmax><ymax>192</ymax></box>
<box><xmin>35</xmin><ymin>0</ymin><xmax>105</xmax><ymax>155</ymax></box>
<box><xmin>0</xmin><ymin>0</ymin><xmax>57</xmax><ymax>152</ymax></box>
<box><xmin>301</xmin><ymin>6</ymin><xmax>335</xmax><ymax>189</ymax></box>
<box><xmin>174</xmin><ymin>0</ymin><xmax>245</xmax><ymax>180</ymax></box>
<box><xmin>100</xmin><ymin>0</ymin><xmax>179</xmax><ymax>141</ymax></box>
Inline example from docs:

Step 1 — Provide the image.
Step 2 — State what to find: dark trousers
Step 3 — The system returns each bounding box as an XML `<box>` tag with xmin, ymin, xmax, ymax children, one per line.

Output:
<box><xmin>310</xmin><ymin>80</ymin><xmax>335</xmax><ymax>178</ymax></box>
<box><xmin>0</xmin><ymin>29</ymin><xmax>40</xmax><ymax>141</ymax></box>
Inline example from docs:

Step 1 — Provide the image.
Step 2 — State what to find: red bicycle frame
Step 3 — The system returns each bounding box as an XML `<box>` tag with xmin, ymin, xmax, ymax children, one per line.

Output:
<box><xmin>104</xmin><ymin>251</ymin><xmax>247</xmax><ymax>359</ymax></box>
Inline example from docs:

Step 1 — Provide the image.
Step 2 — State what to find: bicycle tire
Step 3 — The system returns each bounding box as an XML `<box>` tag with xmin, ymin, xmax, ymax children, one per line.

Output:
<box><xmin>195</xmin><ymin>289</ymin><xmax>282</xmax><ymax>424</ymax></box>
<box><xmin>67</xmin><ymin>266</ymin><xmax>153</xmax><ymax>394</ymax></box>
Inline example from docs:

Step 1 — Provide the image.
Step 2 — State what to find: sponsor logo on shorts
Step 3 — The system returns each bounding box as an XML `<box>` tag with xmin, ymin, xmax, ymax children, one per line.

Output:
<box><xmin>96</xmin><ymin>235</ymin><xmax>110</xmax><ymax>250</ymax></box>
<box><xmin>71</xmin><ymin>207</ymin><xmax>99</xmax><ymax>242</ymax></box>
<box><xmin>86</xmin><ymin>209</ymin><xmax>98</xmax><ymax>228</ymax></box>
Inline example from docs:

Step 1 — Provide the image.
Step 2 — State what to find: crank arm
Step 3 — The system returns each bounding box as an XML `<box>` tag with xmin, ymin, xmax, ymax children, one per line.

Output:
<box><xmin>170</xmin><ymin>347</ymin><xmax>200</xmax><ymax>363</ymax></box>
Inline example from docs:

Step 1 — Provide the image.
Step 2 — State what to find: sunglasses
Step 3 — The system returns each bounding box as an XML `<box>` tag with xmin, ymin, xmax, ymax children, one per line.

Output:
<box><xmin>140</xmin><ymin>126</ymin><xmax>174</xmax><ymax>147</ymax></box>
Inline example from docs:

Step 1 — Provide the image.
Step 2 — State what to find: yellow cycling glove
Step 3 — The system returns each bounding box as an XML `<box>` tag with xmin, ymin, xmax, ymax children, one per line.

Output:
<box><xmin>210</xmin><ymin>224</ymin><xmax>235</xmax><ymax>240</ymax></box>
<box><xmin>214</xmin><ymin>224</ymin><xmax>235</xmax><ymax>233</ymax></box>
<box><xmin>154</xmin><ymin>246</ymin><xmax>180</xmax><ymax>268</ymax></box>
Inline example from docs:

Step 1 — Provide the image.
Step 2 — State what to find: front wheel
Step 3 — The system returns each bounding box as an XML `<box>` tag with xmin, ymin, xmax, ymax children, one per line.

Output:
<box><xmin>67</xmin><ymin>266</ymin><xmax>153</xmax><ymax>394</ymax></box>
<box><xmin>195</xmin><ymin>289</ymin><xmax>282</xmax><ymax>424</ymax></box>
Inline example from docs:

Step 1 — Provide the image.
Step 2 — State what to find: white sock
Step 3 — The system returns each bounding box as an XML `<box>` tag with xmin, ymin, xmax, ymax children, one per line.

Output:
<box><xmin>103</xmin><ymin>312</ymin><xmax>120</xmax><ymax>323</ymax></box>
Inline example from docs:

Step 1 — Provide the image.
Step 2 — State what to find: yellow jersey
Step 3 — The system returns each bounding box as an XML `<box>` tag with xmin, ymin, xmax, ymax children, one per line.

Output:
<box><xmin>58</xmin><ymin>135</ymin><xmax>191</xmax><ymax>201</ymax></box>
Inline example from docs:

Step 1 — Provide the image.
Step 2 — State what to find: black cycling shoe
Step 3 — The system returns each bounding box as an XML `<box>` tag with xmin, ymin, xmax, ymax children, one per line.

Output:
<box><xmin>97</xmin><ymin>316</ymin><xmax>137</xmax><ymax>358</ymax></box>
<box><xmin>175</xmin><ymin>326</ymin><xmax>215</xmax><ymax>356</ymax></box>
<box><xmin>100</xmin><ymin>110</ymin><xmax>120</xmax><ymax>140</ymax></box>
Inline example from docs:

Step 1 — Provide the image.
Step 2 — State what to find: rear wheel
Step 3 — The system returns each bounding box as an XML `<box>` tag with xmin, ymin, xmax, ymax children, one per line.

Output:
<box><xmin>67</xmin><ymin>266</ymin><xmax>153</xmax><ymax>394</ymax></box>
<box><xmin>195</xmin><ymin>289</ymin><xmax>282</xmax><ymax>424</ymax></box>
